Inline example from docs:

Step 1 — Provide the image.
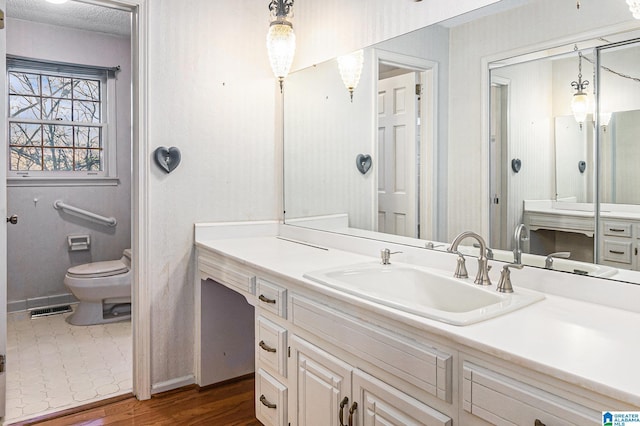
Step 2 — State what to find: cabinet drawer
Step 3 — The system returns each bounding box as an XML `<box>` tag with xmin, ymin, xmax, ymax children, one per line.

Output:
<box><xmin>256</xmin><ymin>278</ymin><xmax>287</xmax><ymax>318</ymax></box>
<box><xmin>256</xmin><ymin>368</ymin><xmax>287</xmax><ymax>426</ymax></box>
<box><xmin>291</xmin><ymin>295</ymin><xmax>453</xmax><ymax>403</ymax></box>
<box><xmin>603</xmin><ymin>221</ymin><xmax>632</xmax><ymax>237</ymax></box>
<box><xmin>602</xmin><ymin>240</ymin><xmax>632</xmax><ymax>264</ymax></box>
<box><xmin>198</xmin><ymin>254</ymin><xmax>255</xmax><ymax>294</ymax></box>
<box><xmin>354</xmin><ymin>369</ymin><xmax>452</xmax><ymax>426</ymax></box>
<box><xmin>257</xmin><ymin>316</ymin><xmax>287</xmax><ymax>377</ymax></box>
<box><xmin>462</xmin><ymin>362</ymin><xmax>599</xmax><ymax>426</ymax></box>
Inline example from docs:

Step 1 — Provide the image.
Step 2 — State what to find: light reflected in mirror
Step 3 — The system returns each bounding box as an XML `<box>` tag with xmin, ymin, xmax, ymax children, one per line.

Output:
<box><xmin>283</xmin><ymin>0</ymin><xmax>640</xmax><ymax>284</ymax></box>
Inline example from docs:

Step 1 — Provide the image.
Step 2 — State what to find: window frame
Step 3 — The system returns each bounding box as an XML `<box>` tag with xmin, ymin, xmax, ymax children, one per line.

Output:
<box><xmin>6</xmin><ymin>56</ymin><xmax>119</xmax><ymax>186</ymax></box>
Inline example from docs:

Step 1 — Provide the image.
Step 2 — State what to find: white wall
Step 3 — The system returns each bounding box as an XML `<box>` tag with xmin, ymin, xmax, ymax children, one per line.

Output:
<box><xmin>492</xmin><ymin>60</ymin><xmax>555</xmax><ymax>245</ymax></box>
<box><xmin>144</xmin><ymin>0</ymin><xmax>502</xmax><ymax>390</ymax></box>
<box><xmin>292</xmin><ymin>0</ymin><xmax>500</xmax><ymax>70</ymax></box>
<box><xmin>6</xmin><ymin>18</ymin><xmax>132</xmax><ymax>311</ymax></box>
<box><xmin>284</xmin><ymin>51</ymin><xmax>375</xmax><ymax>229</ymax></box>
<box><xmin>146</xmin><ymin>0</ymin><xmax>277</xmax><ymax>388</ymax></box>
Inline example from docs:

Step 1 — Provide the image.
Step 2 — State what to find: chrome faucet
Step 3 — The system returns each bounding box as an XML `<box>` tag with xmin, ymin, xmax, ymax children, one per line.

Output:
<box><xmin>513</xmin><ymin>224</ymin><xmax>530</xmax><ymax>264</ymax></box>
<box><xmin>449</xmin><ymin>231</ymin><xmax>491</xmax><ymax>286</ymax></box>
<box><xmin>380</xmin><ymin>248</ymin><xmax>402</xmax><ymax>265</ymax></box>
<box><xmin>545</xmin><ymin>252</ymin><xmax>570</xmax><ymax>269</ymax></box>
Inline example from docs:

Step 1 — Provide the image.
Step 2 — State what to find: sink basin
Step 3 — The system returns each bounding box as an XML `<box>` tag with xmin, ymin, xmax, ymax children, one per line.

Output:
<box><xmin>303</xmin><ymin>263</ymin><xmax>544</xmax><ymax>326</ymax></box>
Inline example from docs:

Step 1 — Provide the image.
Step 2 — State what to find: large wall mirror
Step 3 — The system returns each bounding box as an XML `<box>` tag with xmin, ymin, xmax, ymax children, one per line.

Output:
<box><xmin>283</xmin><ymin>0</ymin><xmax>640</xmax><ymax>285</ymax></box>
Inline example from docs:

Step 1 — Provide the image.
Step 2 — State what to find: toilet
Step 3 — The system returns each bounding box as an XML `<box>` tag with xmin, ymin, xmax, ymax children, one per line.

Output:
<box><xmin>64</xmin><ymin>249</ymin><xmax>132</xmax><ymax>326</ymax></box>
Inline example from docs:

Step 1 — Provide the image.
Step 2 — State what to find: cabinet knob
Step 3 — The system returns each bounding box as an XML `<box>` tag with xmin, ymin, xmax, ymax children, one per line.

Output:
<box><xmin>259</xmin><ymin>340</ymin><xmax>277</xmax><ymax>353</ymax></box>
<box><xmin>535</xmin><ymin>420</ymin><xmax>546</xmax><ymax>426</ymax></box>
<box><xmin>259</xmin><ymin>394</ymin><xmax>277</xmax><ymax>409</ymax></box>
<box><xmin>258</xmin><ymin>294</ymin><xmax>276</xmax><ymax>304</ymax></box>
<box><xmin>339</xmin><ymin>396</ymin><xmax>349</xmax><ymax>426</ymax></box>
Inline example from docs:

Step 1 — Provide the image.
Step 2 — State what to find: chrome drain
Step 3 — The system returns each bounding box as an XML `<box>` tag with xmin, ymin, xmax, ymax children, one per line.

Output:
<box><xmin>29</xmin><ymin>305</ymin><xmax>72</xmax><ymax>319</ymax></box>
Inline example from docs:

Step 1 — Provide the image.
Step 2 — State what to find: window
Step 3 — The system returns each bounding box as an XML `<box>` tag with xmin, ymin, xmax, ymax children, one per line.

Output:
<box><xmin>7</xmin><ymin>57</ymin><xmax>118</xmax><ymax>184</ymax></box>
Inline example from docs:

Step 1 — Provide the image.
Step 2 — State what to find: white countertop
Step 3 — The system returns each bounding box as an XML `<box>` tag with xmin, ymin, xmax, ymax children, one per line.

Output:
<box><xmin>196</xmin><ymin>231</ymin><xmax>640</xmax><ymax>407</ymax></box>
<box><xmin>524</xmin><ymin>200</ymin><xmax>640</xmax><ymax>221</ymax></box>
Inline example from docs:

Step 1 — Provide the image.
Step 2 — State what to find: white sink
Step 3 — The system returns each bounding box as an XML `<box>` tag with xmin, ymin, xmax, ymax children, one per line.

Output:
<box><xmin>303</xmin><ymin>263</ymin><xmax>544</xmax><ymax>326</ymax></box>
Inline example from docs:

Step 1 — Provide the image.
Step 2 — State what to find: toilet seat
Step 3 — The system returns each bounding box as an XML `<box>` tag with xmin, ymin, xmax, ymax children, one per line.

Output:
<box><xmin>67</xmin><ymin>259</ymin><xmax>129</xmax><ymax>278</ymax></box>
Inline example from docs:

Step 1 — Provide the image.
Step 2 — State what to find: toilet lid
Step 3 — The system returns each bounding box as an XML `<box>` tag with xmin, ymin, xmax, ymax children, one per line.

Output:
<box><xmin>68</xmin><ymin>259</ymin><xmax>129</xmax><ymax>278</ymax></box>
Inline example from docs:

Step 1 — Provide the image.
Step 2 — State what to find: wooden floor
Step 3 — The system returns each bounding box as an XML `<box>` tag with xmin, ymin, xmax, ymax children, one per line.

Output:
<box><xmin>11</xmin><ymin>376</ymin><xmax>261</xmax><ymax>426</ymax></box>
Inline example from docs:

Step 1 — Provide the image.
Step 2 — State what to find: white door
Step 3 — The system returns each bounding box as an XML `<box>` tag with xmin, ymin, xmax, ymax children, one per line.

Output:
<box><xmin>377</xmin><ymin>72</ymin><xmax>418</xmax><ymax>238</ymax></box>
<box><xmin>490</xmin><ymin>81</ymin><xmax>509</xmax><ymax>250</ymax></box>
<box><xmin>0</xmin><ymin>4</ymin><xmax>7</xmax><ymax>416</ymax></box>
<box><xmin>289</xmin><ymin>336</ymin><xmax>352</xmax><ymax>426</ymax></box>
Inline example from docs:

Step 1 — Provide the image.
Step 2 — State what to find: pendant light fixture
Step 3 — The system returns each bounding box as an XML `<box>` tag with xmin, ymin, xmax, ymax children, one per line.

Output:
<box><xmin>570</xmin><ymin>51</ymin><xmax>590</xmax><ymax>125</ymax></box>
<box><xmin>337</xmin><ymin>50</ymin><xmax>364</xmax><ymax>102</ymax></box>
<box><xmin>266</xmin><ymin>0</ymin><xmax>296</xmax><ymax>92</ymax></box>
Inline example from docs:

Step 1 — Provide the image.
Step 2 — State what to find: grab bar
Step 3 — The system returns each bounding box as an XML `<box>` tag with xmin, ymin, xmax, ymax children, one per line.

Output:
<box><xmin>53</xmin><ymin>200</ymin><xmax>117</xmax><ymax>227</ymax></box>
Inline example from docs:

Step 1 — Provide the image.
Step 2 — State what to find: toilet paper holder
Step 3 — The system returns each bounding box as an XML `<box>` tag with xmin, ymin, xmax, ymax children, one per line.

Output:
<box><xmin>68</xmin><ymin>235</ymin><xmax>90</xmax><ymax>251</ymax></box>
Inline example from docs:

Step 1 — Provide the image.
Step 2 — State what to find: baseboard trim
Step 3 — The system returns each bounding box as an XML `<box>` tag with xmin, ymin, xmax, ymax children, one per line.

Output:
<box><xmin>196</xmin><ymin>373</ymin><xmax>255</xmax><ymax>392</ymax></box>
<box><xmin>151</xmin><ymin>374</ymin><xmax>195</xmax><ymax>395</ymax></box>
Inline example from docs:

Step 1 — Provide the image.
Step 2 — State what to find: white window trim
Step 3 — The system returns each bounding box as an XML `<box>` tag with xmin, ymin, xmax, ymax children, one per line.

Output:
<box><xmin>6</xmin><ymin>58</ymin><xmax>119</xmax><ymax>186</ymax></box>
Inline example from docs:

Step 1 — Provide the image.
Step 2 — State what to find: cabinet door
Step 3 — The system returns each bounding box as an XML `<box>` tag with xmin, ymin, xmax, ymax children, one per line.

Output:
<box><xmin>290</xmin><ymin>335</ymin><xmax>353</xmax><ymax>426</ymax></box>
<box><xmin>353</xmin><ymin>369</ymin><xmax>452</xmax><ymax>426</ymax></box>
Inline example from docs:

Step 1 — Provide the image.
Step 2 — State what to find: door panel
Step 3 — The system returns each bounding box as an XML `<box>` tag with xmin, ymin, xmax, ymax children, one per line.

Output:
<box><xmin>378</xmin><ymin>72</ymin><xmax>418</xmax><ymax>238</ymax></box>
<box><xmin>290</xmin><ymin>336</ymin><xmax>352</xmax><ymax>426</ymax></box>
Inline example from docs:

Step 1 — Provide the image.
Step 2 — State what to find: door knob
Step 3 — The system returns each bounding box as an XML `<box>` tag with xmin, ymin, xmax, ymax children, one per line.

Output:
<box><xmin>6</xmin><ymin>215</ymin><xmax>17</xmax><ymax>225</ymax></box>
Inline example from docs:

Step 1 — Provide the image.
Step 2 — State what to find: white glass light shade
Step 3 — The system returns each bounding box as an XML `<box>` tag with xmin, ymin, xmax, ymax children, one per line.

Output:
<box><xmin>571</xmin><ymin>93</ymin><xmax>589</xmax><ymax>123</ymax></box>
<box><xmin>627</xmin><ymin>0</ymin><xmax>640</xmax><ymax>19</ymax></box>
<box><xmin>337</xmin><ymin>50</ymin><xmax>364</xmax><ymax>101</ymax></box>
<box><xmin>599</xmin><ymin>112</ymin><xmax>612</xmax><ymax>127</ymax></box>
<box><xmin>266</xmin><ymin>23</ymin><xmax>296</xmax><ymax>87</ymax></box>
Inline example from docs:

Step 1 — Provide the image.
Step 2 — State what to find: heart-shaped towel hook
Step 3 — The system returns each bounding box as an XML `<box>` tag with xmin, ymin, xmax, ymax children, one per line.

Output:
<box><xmin>356</xmin><ymin>154</ymin><xmax>372</xmax><ymax>175</ymax></box>
<box><xmin>154</xmin><ymin>146</ymin><xmax>181</xmax><ymax>173</ymax></box>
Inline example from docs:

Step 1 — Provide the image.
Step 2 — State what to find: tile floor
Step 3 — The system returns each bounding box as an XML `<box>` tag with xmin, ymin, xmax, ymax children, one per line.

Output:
<box><xmin>4</xmin><ymin>309</ymin><xmax>132</xmax><ymax>424</ymax></box>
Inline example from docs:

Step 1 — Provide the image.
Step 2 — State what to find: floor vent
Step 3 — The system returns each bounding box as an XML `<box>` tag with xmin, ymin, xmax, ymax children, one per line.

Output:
<box><xmin>29</xmin><ymin>305</ymin><xmax>72</xmax><ymax>319</ymax></box>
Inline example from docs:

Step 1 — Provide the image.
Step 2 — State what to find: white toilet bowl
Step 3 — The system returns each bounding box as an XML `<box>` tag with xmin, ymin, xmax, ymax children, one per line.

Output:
<box><xmin>64</xmin><ymin>249</ymin><xmax>132</xmax><ymax>326</ymax></box>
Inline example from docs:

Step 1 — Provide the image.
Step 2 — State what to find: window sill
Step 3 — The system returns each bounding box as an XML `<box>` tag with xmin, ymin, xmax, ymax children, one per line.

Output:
<box><xmin>7</xmin><ymin>176</ymin><xmax>120</xmax><ymax>187</ymax></box>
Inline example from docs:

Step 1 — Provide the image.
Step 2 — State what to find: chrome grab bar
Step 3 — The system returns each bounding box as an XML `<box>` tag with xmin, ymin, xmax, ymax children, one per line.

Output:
<box><xmin>53</xmin><ymin>200</ymin><xmax>117</xmax><ymax>227</ymax></box>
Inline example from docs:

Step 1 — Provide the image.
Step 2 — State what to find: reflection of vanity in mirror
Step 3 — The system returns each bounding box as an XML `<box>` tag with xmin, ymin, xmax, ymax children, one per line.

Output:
<box><xmin>283</xmin><ymin>0</ymin><xmax>640</xmax><ymax>284</ymax></box>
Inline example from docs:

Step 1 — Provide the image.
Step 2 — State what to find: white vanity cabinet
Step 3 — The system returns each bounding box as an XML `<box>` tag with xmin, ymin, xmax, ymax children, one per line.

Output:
<box><xmin>196</xmin><ymin>243</ymin><xmax>639</xmax><ymax>426</ymax></box>
<box><xmin>600</xmin><ymin>220</ymin><xmax>640</xmax><ymax>270</ymax></box>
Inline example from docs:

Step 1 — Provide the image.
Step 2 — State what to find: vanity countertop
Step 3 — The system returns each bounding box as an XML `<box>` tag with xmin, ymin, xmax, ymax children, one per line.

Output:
<box><xmin>196</xmin><ymin>234</ymin><xmax>640</xmax><ymax>407</ymax></box>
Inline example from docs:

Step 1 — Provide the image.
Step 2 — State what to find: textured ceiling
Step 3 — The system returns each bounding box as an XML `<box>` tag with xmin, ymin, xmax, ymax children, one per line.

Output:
<box><xmin>7</xmin><ymin>0</ymin><xmax>131</xmax><ymax>37</ymax></box>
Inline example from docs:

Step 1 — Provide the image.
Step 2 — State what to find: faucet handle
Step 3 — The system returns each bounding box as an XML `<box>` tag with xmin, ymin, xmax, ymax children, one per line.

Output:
<box><xmin>545</xmin><ymin>251</ymin><xmax>571</xmax><ymax>269</ymax></box>
<box><xmin>453</xmin><ymin>252</ymin><xmax>468</xmax><ymax>279</ymax></box>
<box><xmin>496</xmin><ymin>263</ymin><xmax>524</xmax><ymax>293</ymax></box>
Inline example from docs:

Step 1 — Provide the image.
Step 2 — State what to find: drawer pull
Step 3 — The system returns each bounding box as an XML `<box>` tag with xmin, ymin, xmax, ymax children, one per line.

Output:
<box><xmin>609</xmin><ymin>250</ymin><xmax>625</xmax><ymax>255</ymax></box>
<box><xmin>348</xmin><ymin>402</ymin><xmax>358</xmax><ymax>426</ymax></box>
<box><xmin>259</xmin><ymin>394</ymin><xmax>277</xmax><ymax>409</ymax></box>
<box><xmin>259</xmin><ymin>340</ymin><xmax>277</xmax><ymax>353</ymax></box>
<box><xmin>339</xmin><ymin>396</ymin><xmax>349</xmax><ymax>426</ymax></box>
<box><xmin>609</xmin><ymin>228</ymin><xmax>626</xmax><ymax>232</ymax></box>
<box><xmin>534</xmin><ymin>420</ymin><xmax>546</xmax><ymax>426</ymax></box>
<box><xmin>258</xmin><ymin>294</ymin><xmax>276</xmax><ymax>304</ymax></box>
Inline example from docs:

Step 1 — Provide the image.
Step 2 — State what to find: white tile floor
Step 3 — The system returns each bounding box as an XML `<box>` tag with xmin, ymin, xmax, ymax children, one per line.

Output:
<box><xmin>4</xmin><ymin>309</ymin><xmax>132</xmax><ymax>424</ymax></box>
